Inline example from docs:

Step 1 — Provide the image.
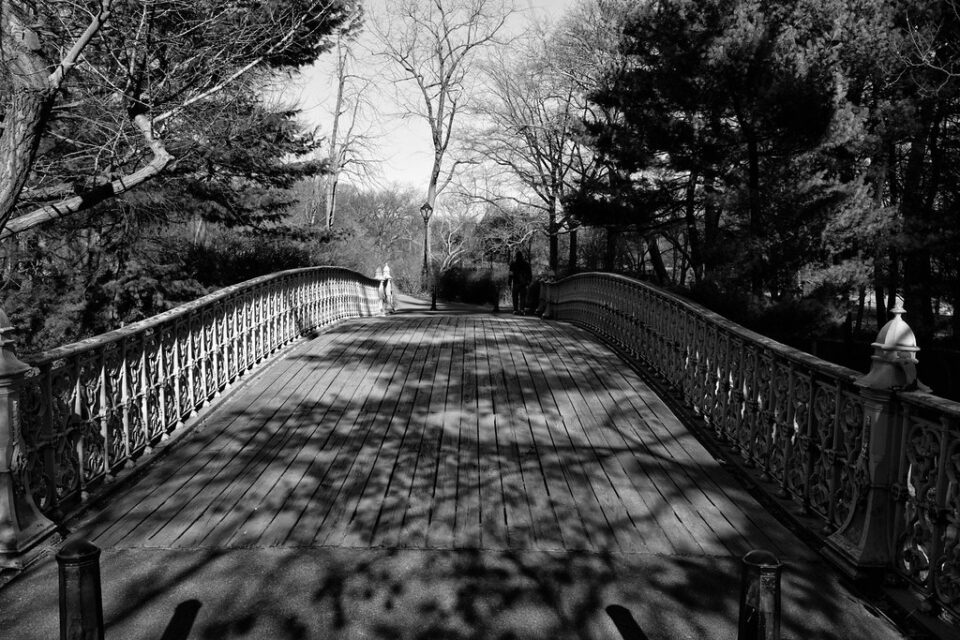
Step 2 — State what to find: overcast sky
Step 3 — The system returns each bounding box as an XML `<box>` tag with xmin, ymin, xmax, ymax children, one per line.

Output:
<box><xmin>281</xmin><ymin>0</ymin><xmax>580</xmax><ymax>194</ymax></box>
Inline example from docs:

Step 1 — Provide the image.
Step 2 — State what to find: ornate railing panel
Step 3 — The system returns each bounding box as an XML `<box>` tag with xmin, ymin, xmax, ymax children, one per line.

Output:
<box><xmin>12</xmin><ymin>267</ymin><xmax>384</xmax><ymax>520</ymax></box>
<box><xmin>542</xmin><ymin>272</ymin><xmax>960</xmax><ymax>623</ymax></box>
<box><xmin>893</xmin><ymin>392</ymin><xmax>960</xmax><ymax>619</ymax></box>
<box><xmin>541</xmin><ymin>273</ymin><xmax>864</xmax><ymax>521</ymax></box>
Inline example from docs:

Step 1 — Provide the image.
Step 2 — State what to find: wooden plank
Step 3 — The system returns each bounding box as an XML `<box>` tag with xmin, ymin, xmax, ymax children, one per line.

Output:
<box><xmin>474</xmin><ymin>318</ymin><xmax>508</xmax><ymax>550</ymax></box>
<box><xmin>618</xmin><ymin>376</ymin><xmax>791</xmax><ymax>554</ymax></box>
<box><xmin>479</xmin><ymin>317</ymin><xmax>535</xmax><ymax>551</ymax></box>
<box><xmin>427</xmin><ymin>316</ymin><xmax>466</xmax><ymax>549</ymax></box>
<box><xmin>446</xmin><ymin>315</ymin><xmax>482</xmax><ymax>549</ymax></box>
<box><xmin>398</xmin><ymin>317</ymin><xmax>459</xmax><ymax>548</ymax></box>
<box><xmin>617</xmin><ymin>366</ymin><xmax>801</xmax><ymax>554</ymax></box>
<box><xmin>223</xmin><ymin>317</ymin><xmax>414</xmax><ymax>548</ymax></box>
<box><xmin>263</xmin><ymin>321</ymin><xmax>407</xmax><ymax>546</ymax></box>
<box><xmin>324</xmin><ymin>318</ymin><xmax>430</xmax><ymax>547</ymax></box>
<box><xmin>175</xmin><ymin>328</ymin><xmax>363</xmax><ymax>548</ymax></box>
<box><xmin>303</xmin><ymin>320</ymin><xmax>418</xmax><ymax>546</ymax></box>
<box><xmin>83</xmin><ymin>311</ymin><xmax>803</xmax><ymax>562</ymax></box>
<box><xmin>517</xmin><ymin>324</ymin><xmax>612</xmax><ymax>553</ymax></box>
<box><xmin>546</xmin><ymin>324</ymin><xmax>749</xmax><ymax>556</ymax></box>
<box><xmin>524</xmin><ymin>326</ymin><xmax>644</xmax><ymax>554</ymax></box>
<box><xmin>540</xmin><ymin>324</ymin><xmax>711</xmax><ymax>555</ymax></box>
<box><xmin>146</xmin><ymin>322</ymin><xmax>391</xmax><ymax>548</ymax></box>
<box><xmin>367</xmin><ymin>318</ymin><xmax>440</xmax><ymax>547</ymax></box>
<box><xmin>89</xmin><ymin>326</ymin><xmax>359</xmax><ymax>548</ymax></box>
<box><xmin>490</xmin><ymin>318</ymin><xmax>567</xmax><ymax>551</ymax></box>
<box><xmin>372</xmin><ymin>317</ymin><xmax>448</xmax><ymax>548</ymax></box>
<box><xmin>335</xmin><ymin>317</ymin><xmax>432</xmax><ymax>547</ymax></box>
<box><xmin>537</xmin><ymin>326</ymin><xmax>689</xmax><ymax>555</ymax></box>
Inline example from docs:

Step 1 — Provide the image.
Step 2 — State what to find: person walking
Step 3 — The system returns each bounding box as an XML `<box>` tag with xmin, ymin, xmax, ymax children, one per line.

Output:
<box><xmin>508</xmin><ymin>251</ymin><xmax>532</xmax><ymax>315</ymax></box>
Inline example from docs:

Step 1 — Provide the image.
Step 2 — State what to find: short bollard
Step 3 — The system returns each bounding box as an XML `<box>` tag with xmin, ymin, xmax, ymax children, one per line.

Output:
<box><xmin>57</xmin><ymin>538</ymin><xmax>104</xmax><ymax>640</ymax></box>
<box><xmin>738</xmin><ymin>549</ymin><xmax>782</xmax><ymax>640</ymax></box>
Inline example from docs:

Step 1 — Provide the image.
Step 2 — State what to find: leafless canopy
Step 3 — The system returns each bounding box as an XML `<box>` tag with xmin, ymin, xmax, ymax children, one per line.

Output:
<box><xmin>373</xmin><ymin>0</ymin><xmax>515</xmax><ymax>209</ymax></box>
<box><xmin>0</xmin><ymin>0</ymin><xmax>360</xmax><ymax>239</ymax></box>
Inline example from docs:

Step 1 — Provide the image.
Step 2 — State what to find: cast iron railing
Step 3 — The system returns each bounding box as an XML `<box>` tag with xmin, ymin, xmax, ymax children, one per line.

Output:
<box><xmin>542</xmin><ymin>272</ymin><xmax>960</xmax><ymax>624</ymax></box>
<box><xmin>0</xmin><ymin>266</ymin><xmax>387</xmax><ymax>566</ymax></box>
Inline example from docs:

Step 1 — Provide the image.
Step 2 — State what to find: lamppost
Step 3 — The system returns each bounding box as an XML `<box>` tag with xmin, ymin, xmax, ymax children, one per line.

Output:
<box><xmin>419</xmin><ymin>202</ymin><xmax>432</xmax><ymax>292</ymax></box>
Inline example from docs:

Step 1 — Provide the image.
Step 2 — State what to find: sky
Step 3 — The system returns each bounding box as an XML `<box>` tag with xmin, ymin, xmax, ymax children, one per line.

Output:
<box><xmin>280</xmin><ymin>0</ymin><xmax>580</xmax><ymax>194</ymax></box>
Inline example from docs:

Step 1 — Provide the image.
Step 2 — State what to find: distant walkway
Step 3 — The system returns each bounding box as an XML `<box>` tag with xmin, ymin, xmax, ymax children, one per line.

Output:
<box><xmin>0</xmin><ymin>306</ymin><xmax>905</xmax><ymax>639</ymax></box>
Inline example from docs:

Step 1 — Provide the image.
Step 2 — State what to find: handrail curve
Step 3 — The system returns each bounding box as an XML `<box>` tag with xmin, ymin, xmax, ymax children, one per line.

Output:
<box><xmin>11</xmin><ymin>266</ymin><xmax>385</xmax><ymax>525</ymax></box>
<box><xmin>542</xmin><ymin>272</ymin><xmax>960</xmax><ymax>623</ymax></box>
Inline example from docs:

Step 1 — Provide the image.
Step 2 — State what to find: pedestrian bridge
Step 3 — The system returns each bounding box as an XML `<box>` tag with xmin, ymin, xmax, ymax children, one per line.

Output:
<box><xmin>0</xmin><ymin>267</ymin><xmax>957</xmax><ymax>638</ymax></box>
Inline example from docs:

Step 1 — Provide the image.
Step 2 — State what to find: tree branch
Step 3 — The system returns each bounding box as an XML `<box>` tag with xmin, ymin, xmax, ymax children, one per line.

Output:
<box><xmin>0</xmin><ymin>115</ymin><xmax>173</xmax><ymax>239</ymax></box>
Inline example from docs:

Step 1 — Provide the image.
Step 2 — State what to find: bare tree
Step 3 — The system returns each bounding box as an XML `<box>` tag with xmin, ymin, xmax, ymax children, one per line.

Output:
<box><xmin>373</xmin><ymin>0</ymin><xmax>514</xmax><ymax>276</ymax></box>
<box><xmin>469</xmin><ymin>27</ymin><xmax>593</xmax><ymax>273</ymax></box>
<box><xmin>0</xmin><ymin>0</ymin><xmax>359</xmax><ymax>240</ymax></box>
<box><xmin>315</xmin><ymin>13</ymin><xmax>378</xmax><ymax>228</ymax></box>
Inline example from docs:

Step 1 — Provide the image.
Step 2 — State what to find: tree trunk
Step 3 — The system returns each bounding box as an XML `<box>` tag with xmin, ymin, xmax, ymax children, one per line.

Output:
<box><xmin>952</xmin><ymin>284</ymin><xmax>960</xmax><ymax>343</ymax></box>
<box><xmin>746</xmin><ymin>132</ymin><xmax>763</xmax><ymax>296</ymax></box>
<box><xmin>873</xmin><ymin>257</ymin><xmax>886</xmax><ymax>331</ymax></box>
<box><xmin>325</xmin><ymin>41</ymin><xmax>347</xmax><ymax>230</ymax></box>
<box><xmin>603</xmin><ymin>227</ymin><xmax>618</xmax><ymax>271</ymax></box>
<box><xmin>900</xmin><ymin>102</ymin><xmax>937</xmax><ymax>339</ymax></box>
<box><xmin>646</xmin><ymin>233</ymin><xmax>669</xmax><ymax>284</ymax></box>
<box><xmin>702</xmin><ymin>169</ymin><xmax>721</xmax><ymax>280</ymax></box>
<box><xmin>886</xmin><ymin>246</ymin><xmax>899</xmax><ymax>314</ymax></box>
<box><xmin>568</xmin><ymin>226</ymin><xmax>578</xmax><ymax>275</ymax></box>
<box><xmin>324</xmin><ymin>174</ymin><xmax>339</xmax><ymax>229</ymax></box>
<box><xmin>0</xmin><ymin>88</ymin><xmax>55</xmax><ymax>231</ymax></box>
<box><xmin>548</xmin><ymin>205</ymin><xmax>559</xmax><ymax>275</ymax></box>
<box><xmin>855</xmin><ymin>285</ymin><xmax>866</xmax><ymax>333</ymax></box>
<box><xmin>683</xmin><ymin>168</ymin><xmax>703</xmax><ymax>283</ymax></box>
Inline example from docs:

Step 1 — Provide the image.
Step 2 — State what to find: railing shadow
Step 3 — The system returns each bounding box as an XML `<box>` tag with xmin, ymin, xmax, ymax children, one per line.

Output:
<box><xmin>0</xmin><ymin>313</ymin><xmax>900</xmax><ymax>639</ymax></box>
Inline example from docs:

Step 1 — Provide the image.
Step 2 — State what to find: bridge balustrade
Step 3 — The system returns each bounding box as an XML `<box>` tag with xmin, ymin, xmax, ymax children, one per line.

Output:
<box><xmin>542</xmin><ymin>272</ymin><xmax>960</xmax><ymax>624</ymax></box>
<box><xmin>0</xmin><ymin>267</ymin><xmax>385</xmax><ymax>566</ymax></box>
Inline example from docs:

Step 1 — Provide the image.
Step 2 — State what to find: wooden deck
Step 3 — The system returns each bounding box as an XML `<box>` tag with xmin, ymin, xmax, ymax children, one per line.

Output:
<box><xmin>76</xmin><ymin>309</ymin><xmax>799</xmax><ymax>558</ymax></box>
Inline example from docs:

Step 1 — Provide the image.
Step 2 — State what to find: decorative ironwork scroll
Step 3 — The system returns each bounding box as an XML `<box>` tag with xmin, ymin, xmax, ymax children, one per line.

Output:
<box><xmin>542</xmin><ymin>272</ymin><xmax>960</xmax><ymax>623</ymax></box>
<box><xmin>11</xmin><ymin>267</ymin><xmax>383</xmax><ymax>518</ymax></box>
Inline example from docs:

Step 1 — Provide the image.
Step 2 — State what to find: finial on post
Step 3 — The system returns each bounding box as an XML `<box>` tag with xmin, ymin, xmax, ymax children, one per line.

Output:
<box><xmin>381</xmin><ymin>264</ymin><xmax>395</xmax><ymax>314</ymax></box>
<box><xmin>856</xmin><ymin>301</ymin><xmax>926</xmax><ymax>391</ymax></box>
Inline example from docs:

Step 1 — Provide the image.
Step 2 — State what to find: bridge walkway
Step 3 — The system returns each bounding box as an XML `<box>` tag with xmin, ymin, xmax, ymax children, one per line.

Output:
<box><xmin>0</xmin><ymin>301</ymin><xmax>905</xmax><ymax>639</ymax></box>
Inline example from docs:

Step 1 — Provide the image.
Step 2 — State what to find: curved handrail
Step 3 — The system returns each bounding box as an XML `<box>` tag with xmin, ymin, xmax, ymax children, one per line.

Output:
<box><xmin>542</xmin><ymin>272</ymin><xmax>960</xmax><ymax>621</ymax></box>
<box><xmin>12</xmin><ymin>266</ymin><xmax>386</xmax><ymax>522</ymax></box>
<box><xmin>549</xmin><ymin>272</ymin><xmax>864</xmax><ymax>381</ymax></box>
<box><xmin>28</xmin><ymin>266</ymin><xmax>379</xmax><ymax>365</ymax></box>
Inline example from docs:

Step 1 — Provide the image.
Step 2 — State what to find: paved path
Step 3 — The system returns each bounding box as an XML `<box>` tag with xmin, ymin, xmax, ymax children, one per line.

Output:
<box><xmin>0</xmin><ymin>306</ymin><xmax>905</xmax><ymax>639</ymax></box>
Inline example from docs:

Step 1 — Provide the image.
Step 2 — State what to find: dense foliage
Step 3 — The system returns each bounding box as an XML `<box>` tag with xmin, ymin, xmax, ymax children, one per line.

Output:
<box><xmin>0</xmin><ymin>0</ymin><xmax>360</xmax><ymax>352</ymax></box>
<box><xmin>566</xmin><ymin>0</ymin><xmax>960</xmax><ymax>344</ymax></box>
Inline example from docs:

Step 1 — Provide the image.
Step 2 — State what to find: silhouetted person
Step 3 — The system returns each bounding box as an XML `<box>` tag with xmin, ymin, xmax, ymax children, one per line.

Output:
<box><xmin>508</xmin><ymin>251</ymin><xmax>532</xmax><ymax>315</ymax></box>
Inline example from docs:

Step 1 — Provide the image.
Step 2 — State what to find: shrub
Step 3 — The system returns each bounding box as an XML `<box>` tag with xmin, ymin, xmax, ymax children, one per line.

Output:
<box><xmin>437</xmin><ymin>267</ymin><xmax>503</xmax><ymax>306</ymax></box>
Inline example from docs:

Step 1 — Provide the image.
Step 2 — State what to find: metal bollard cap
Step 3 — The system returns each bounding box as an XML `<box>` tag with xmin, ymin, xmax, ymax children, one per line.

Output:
<box><xmin>56</xmin><ymin>538</ymin><xmax>101</xmax><ymax>564</ymax></box>
<box><xmin>742</xmin><ymin>549</ymin><xmax>781</xmax><ymax>569</ymax></box>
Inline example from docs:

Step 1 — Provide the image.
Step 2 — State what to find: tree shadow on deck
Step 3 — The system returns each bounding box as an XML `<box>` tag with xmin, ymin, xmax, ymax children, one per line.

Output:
<box><xmin>0</xmin><ymin>315</ymin><xmax>902</xmax><ymax>639</ymax></box>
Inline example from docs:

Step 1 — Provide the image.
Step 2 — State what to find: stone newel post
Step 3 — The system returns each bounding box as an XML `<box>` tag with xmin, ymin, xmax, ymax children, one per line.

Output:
<box><xmin>826</xmin><ymin>302</ymin><xmax>927</xmax><ymax>576</ymax></box>
<box><xmin>0</xmin><ymin>309</ymin><xmax>51</xmax><ymax>568</ymax></box>
<box><xmin>383</xmin><ymin>264</ymin><xmax>394</xmax><ymax>314</ymax></box>
<box><xmin>375</xmin><ymin>267</ymin><xmax>385</xmax><ymax>316</ymax></box>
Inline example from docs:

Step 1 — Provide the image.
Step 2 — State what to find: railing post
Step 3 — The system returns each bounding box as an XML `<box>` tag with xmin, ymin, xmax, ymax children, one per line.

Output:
<box><xmin>738</xmin><ymin>550</ymin><xmax>782</xmax><ymax>640</ymax></box>
<box><xmin>825</xmin><ymin>302</ymin><xmax>927</xmax><ymax>576</ymax></box>
<box><xmin>57</xmin><ymin>538</ymin><xmax>104</xmax><ymax>640</ymax></box>
<box><xmin>383</xmin><ymin>264</ymin><xmax>395</xmax><ymax>314</ymax></box>
<box><xmin>0</xmin><ymin>309</ymin><xmax>53</xmax><ymax>568</ymax></box>
<box><xmin>539</xmin><ymin>279</ymin><xmax>554</xmax><ymax>319</ymax></box>
<box><xmin>375</xmin><ymin>267</ymin><xmax>385</xmax><ymax>316</ymax></box>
